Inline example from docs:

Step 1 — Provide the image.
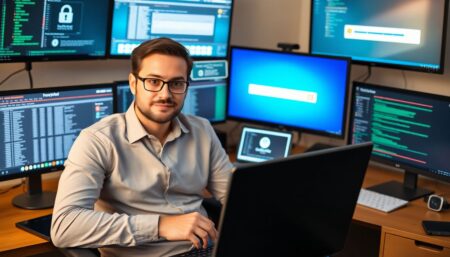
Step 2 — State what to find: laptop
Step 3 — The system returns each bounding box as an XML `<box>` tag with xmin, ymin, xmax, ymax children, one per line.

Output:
<box><xmin>172</xmin><ymin>142</ymin><xmax>373</xmax><ymax>257</ymax></box>
<box><xmin>235</xmin><ymin>126</ymin><xmax>293</xmax><ymax>163</ymax></box>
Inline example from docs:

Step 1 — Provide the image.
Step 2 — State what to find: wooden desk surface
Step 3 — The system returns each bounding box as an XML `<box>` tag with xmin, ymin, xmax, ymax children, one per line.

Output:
<box><xmin>355</xmin><ymin>164</ymin><xmax>450</xmax><ymax>248</ymax></box>
<box><xmin>0</xmin><ymin>179</ymin><xmax>57</xmax><ymax>252</ymax></box>
<box><xmin>1</xmin><ymin>146</ymin><xmax>449</xmax><ymax>252</ymax></box>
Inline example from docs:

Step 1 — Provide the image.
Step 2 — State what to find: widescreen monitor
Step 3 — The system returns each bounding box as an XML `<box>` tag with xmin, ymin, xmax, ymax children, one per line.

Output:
<box><xmin>310</xmin><ymin>0</ymin><xmax>448</xmax><ymax>73</ymax></box>
<box><xmin>0</xmin><ymin>0</ymin><xmax>111</xmax><ymax>63</ymax></box>
<box><xmin>109</xmin><ymin>0</ymin><xmax>234</xmax><ymax>58</ymax></box>
<box><xmin>227</xmin><ymin>46</ymin><xmax>351</xmax><ymax>138</ymax></box>
<box><xmin>0</xmin><ymin>85</ymin><xmax>114</xmax><ymax>209</ymax></box>
<box><xmin>349</xmin><ymin>82</ymin><xmax>450</xmax><ymax>200</ymax></box>
<box><xmin>114</xmin><ymin>79</ymin><xmax>227</xmax><ymax>123</ymax></box>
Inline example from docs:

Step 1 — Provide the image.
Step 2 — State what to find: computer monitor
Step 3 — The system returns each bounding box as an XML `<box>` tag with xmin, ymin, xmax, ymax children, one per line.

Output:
<box><xmin>0</xmin><ymin>84</ymin><xmax>114</xmax><ymax>209</ymax></box>
<box><xmin>227</xmin><ymin>46</ymin><xmax>351</xmax><ymax>139</ymax></box>
<box><xmin>114</xmin><ymin>79</ymin><xmax>227</xmax><ymax>123</ymax></box>
<box><xmin>109</xmin><ymin>0</ymin><xmax>234</xmax><ymax>58</ymax></box>
<box><xmin>348</xmin><ymin>82</ymin><xmax>450</xmax><ymax>201</ymax></box>
<box><xmin>0</xmin><ymin>0</ymin><xmax>111</xmax><ymax>63</ymax></box>
<box><xmin>310</xmin><ymin>0</ymin><xmax>448</xmax><ymax>74</ymax></box>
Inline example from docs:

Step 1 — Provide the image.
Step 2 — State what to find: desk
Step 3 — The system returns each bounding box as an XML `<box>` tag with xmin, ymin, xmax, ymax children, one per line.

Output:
<box><xmin>0</xmin><ymin>179</ymin><xmax>56</xmax><ymax>256</ymax></box>
<box><xmin>355</xmin><ymin>165</ymin><xmax>450</xmax><ymax>256</ymax></box>
<box><xmin>1</xmin><ymin>151</ymin><xmax>449</xmax><ymax>256</ymax></box>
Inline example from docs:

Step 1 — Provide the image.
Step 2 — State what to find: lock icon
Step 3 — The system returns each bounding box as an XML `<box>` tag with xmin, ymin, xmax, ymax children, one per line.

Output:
<box><xmin>58</xmin><ymin>5</ymin><xmax>73</xmax><ymax>23</ymax></box>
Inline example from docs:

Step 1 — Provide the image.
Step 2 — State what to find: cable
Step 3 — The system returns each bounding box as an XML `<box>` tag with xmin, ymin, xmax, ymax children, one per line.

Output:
<box><xmin>0</xmin><ymin>179</ymin><xmax>25</xmax><ymax>195</ymax></box>
<box><xmin>0</xmin><ymin>67</ymin><xmax>26</xmax><ymax>87</ymax></box>
<box><xmin>25</xmin><ymin>62</ymin><xmax>34</xmax><ymax>89</ymax></box>
<box><xmin>362</xmin><ymin>66</ymin><xmax>372</xmax><ymax>82</ymax></box>
<box><xmin>401</xmin><ymin>70</ymin><xmax>408</xmax><ymax>89</ymax></box>
<box><xmin>354</xmin><ymin>65</ymin><xmax>372</xmax><ymax>82</ymax></box>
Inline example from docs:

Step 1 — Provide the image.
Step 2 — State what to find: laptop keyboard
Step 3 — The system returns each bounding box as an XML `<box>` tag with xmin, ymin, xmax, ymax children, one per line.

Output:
<box><xmin>171</xmin><ymin>246</ymin><xmax>214</xmax><ymax>257</ymax></box>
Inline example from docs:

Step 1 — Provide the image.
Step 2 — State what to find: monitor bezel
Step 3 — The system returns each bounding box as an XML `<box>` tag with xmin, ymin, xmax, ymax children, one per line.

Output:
<box><xmin>107</xmin><ymin>0</ymin><xmax>235</xmax><ymax>60</ymax></box>
<box><xmin>348</xmin><ymin>81</ymin><xmax>450</xmax><ymax>183</ymax></box>
<box><xmin>226</xmin><ymin>45</ymin><xmax>351</xmax><ymax>139</ymax></box>
<box><xmin>0</xmin><ymin>83</ymin><xmax>115</xmax><ymax>182</ymax></box>
<box><xmin>0</xmin><ymin>0</ymin><xmax>113</xmax><ymax>64</ymax></box>
<box><xmin>309</xmin><ymin>0</ymin><xmax>449</xmax><ymax>74</ymax></box>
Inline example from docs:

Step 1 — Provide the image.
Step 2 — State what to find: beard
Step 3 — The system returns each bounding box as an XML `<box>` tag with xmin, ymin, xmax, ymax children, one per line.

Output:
<box><xmin>135</xmin><ymin>97</ymin><xmax>184</xmax><ymax>124</ymax></box>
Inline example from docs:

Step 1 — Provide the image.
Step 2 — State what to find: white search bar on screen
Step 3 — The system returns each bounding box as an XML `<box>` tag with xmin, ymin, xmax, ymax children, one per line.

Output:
<box><xmin>248</xmin><ymin>84</ymin><xmax>317</xmax><ymax>104</ymax></box>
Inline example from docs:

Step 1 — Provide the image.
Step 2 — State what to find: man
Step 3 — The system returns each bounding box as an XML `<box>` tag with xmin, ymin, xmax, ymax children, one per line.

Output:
<box><xmin>51</xmin><ymin>38</ymin><xmax>233</xmax><ymax>257</ymax></box>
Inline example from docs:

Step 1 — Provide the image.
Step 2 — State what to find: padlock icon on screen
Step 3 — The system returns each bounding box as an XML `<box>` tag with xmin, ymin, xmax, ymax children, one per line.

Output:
<box><xmin>58</xmin><ymin>5</ymin><xmax>73</xmax><ymax>23</ymax></box>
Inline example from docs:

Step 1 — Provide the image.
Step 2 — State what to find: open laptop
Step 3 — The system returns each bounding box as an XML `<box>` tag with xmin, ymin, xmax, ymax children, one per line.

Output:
<box><xmin>235</xmin><ymin>126</ymin><xmax>293</xmax><ymax>163</ymax></box>
<box><xmin>172</xmin><ymin>142</ymin><xmax>373</xmax><ymax>257</ymax></box>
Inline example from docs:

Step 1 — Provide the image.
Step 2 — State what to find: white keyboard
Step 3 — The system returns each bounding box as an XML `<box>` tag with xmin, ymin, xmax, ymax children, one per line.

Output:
<box><xmin>357</xmin><ymin>188</ymin><xmax>408</xmax><ymax>213</ymax></box>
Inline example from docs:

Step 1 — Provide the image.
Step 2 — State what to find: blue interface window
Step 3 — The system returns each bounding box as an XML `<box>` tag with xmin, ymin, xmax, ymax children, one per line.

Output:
<box><xmin>228</xmin><ymin>47</ymin><xmax>350</xmax><ymax>138</ymax></box>
<box><xmin>110</xmin><ymin>0</ymin><xmax>233</xmax><ymax>58</ymax></box>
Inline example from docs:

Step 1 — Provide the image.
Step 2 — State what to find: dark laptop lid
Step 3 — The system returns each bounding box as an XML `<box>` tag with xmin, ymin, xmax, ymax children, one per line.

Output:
<box><xmin>215</xmin><ymin>142</ymin><xmax>373</xmax><ymax>257</ymax></box>
<box><xmin>236</xmin><ymin>126</ymin><xmax>293</xmax><ymax>163</ymax></box>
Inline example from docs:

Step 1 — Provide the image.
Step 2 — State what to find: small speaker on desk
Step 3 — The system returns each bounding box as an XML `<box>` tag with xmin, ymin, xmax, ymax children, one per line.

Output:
<box><xmin>214</xmin><ymin>129</ymin><xmax>228</xmax><ymax>151</ymax></box>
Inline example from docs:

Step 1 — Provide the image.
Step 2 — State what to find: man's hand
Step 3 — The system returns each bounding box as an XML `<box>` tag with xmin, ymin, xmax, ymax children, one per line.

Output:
<box><xmin>159</xmin><ymin>212</ymin><xmax>217</xmax><ymax>249</ymax></box>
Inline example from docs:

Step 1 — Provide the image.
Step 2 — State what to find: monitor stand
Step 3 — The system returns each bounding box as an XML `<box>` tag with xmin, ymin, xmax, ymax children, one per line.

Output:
<box><xmin>12</xmin><ymin>174</ymin><xmax>56</xmax><ymax>210</ymax></box>
<box><xmin>367</xmin><ymin>170</ymin><xmax>433</xmax><ymax>201</ymax></box>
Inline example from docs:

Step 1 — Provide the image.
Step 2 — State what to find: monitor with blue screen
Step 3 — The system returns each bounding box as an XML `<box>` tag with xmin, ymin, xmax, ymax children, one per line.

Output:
<box><xmin>109</xmin><ymin>0</ymin><xmax>234</xmax><ymax>58</ymax></box>
<box><xmin>114</xmin><ymin>79</ymin><xmax>227</xmax><ymax>123</ymax></box>
<box><xmin>310</xmin><ymin>0</ymin><xmax>448</xmax><ymax>73</ymax></box>
<box><xmin>227</xmin><ymin>46</ymin><xmax>351</xmax><ymax>138</ymax></box>
<box><xmin>349</xmin><ymin>82</ymin><xmax>450</xmax><ymax>200</ymax></box>
<box><xmin>0</xmin><ymin>85</ymin><xmax>114</xmax><ymax>209</ymax></box>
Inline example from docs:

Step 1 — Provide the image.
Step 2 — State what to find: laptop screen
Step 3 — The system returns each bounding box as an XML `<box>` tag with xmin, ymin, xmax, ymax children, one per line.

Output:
<box><xmin>236</xmin><ymin>126</ymin><xmax>293</xmax><ymax>163</ymax></box>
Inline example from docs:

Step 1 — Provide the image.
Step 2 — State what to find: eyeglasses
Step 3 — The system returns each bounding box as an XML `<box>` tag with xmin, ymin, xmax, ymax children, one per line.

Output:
<box><xmin>136</xmin><ymin>76</ymin><xmax>189</xmax><ymax>94</ymax></box>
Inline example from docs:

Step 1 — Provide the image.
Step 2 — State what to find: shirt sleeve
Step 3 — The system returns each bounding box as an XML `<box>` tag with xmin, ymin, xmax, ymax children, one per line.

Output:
<box><xmin>206</xmin><ymin>126</ymin><xmax>234</xmax><ymax>205</ymax></box>
<box><xmin>51</xmin><ymin>129</ymin><xmax>161</xmax><ymax>248</ymax></box>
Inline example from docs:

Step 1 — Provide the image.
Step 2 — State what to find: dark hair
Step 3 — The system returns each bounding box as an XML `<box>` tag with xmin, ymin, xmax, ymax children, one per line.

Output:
<box><xmin>130</xmin><ymin>37</ymin><xmax>193</xmax><ymax>78</ymax></box>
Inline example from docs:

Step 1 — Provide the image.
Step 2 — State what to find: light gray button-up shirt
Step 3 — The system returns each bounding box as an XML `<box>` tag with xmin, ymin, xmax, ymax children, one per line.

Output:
<box><xmin>51</xmin><ymin>104</ymin><xmax>233</xmax><ymax>257</ymax></box>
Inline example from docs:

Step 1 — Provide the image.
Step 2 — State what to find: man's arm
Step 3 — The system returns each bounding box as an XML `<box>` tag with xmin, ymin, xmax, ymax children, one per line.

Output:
<box><xmin>206</xmin><ymin>125</ymin><xmax>234</xmax><ymax>205</ymax></box>
<box><xmin>51</xmin><ymin>130</ymin><xmax>160</xmax><ymax>248</ymax></box>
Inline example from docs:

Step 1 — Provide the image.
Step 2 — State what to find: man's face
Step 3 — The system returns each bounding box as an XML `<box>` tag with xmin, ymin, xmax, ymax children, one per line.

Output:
<box><xmin>129</xmin><ymin>53</ymin><xmax>188</xmax><ymax>125</ymax></box>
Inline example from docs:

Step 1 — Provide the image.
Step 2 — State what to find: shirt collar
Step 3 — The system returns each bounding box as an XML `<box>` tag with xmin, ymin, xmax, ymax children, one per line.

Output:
<box><xmin>125</xmin><ymin>102</ymin><xmax>190</xmax><ymax>144</ymax></box>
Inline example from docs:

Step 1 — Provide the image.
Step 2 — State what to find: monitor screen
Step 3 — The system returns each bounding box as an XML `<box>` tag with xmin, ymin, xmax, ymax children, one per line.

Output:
<box><xmin>115</xmin><ymin>79</ymin><xmax>227</xmax><ymax>123</ymax></box>
<box><xmin>109</xmin><ymin>0</ymin><xmax>233</xmax><ymax>58</ymax></box>
<box><xmin>236</xmin><ymin>126</ymin><xmax>292</xmax><ymax>163</ymax></box>
<box><xmin>0</xmin><ymin>0</ymin><xmax>111</xmax><ymax>63</ymax></box>
<box><xmin>349</xmin><ymin>82</ymin><xmax>450</xmax><ymax>200</ymax></box>
<box><xmin>310</xmin><ymin>0</ymin><xmax>448</xmax><ymax>73</ymax></box>
<box><xmin>0</xmin><ymin>85</ymin><xmax>113</xmax><ymax>209</ymax></box>
<box><xmin>114</xmin><ymin>82</ymin><xmax>135</xmax><ymax>113</ymax></box>
<box><xmin>227</xmin><ymin>46</ymin><xmax>350</xmax><ymax>138</ymax></box>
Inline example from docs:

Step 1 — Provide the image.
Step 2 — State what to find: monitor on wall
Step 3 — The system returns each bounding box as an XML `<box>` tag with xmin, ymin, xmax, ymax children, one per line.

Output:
<box><xmin>109</xmin><ymin>0</ymin><xmax>234</xmax><ymax>58</ymax></box>
<box><xmin>227</xmin><ymin>46</ymin><xmax>351</xmax><ymax>139</ymax></box>
<box><xmin>0</xmin><ymin>84</ymin><xmax>114</xmax><ymax>209</ymax></box>
<box><xmin>310</xmin><ymin>0</ymin><xmax>448</xmax><ymax>73</ymax></box>
<box><xmin>349</xmin><ymin>82</ymin><xmax>450</xmax><ymax>201</ymax></box>
<box><xmin>0</xmin><ymin>0</ymin><xmax>111</xmax><ymax>63</ymax></box>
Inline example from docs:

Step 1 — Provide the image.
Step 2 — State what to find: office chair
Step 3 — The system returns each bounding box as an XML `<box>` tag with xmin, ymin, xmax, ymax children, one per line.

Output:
<box><xmin>58</xmin><ymin>197</ymin><xmax>222</xmax><ymax>257</ymax></box>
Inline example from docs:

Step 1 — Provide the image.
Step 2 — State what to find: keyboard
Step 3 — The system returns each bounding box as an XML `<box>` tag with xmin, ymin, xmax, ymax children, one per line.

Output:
<box><xmin>357</xmin><ymin>188</ymin><xmax>408</xmax><ymax>213</ymax></box>
<box><xmin>170</xmin><ymin>246</ymin><xmax>213</xmax><ymax>257</ymax></box>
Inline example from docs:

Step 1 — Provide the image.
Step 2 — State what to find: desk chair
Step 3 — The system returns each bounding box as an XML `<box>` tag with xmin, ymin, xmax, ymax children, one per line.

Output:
<box><xmin>57</xmin><ymin>197</ymin><xmax>222</xmax><ymax>257</ymax></box>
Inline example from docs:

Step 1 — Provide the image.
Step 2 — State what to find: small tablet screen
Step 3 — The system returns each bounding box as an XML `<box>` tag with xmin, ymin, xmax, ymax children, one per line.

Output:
<box><xmin>236</xmin><ymin>127</ymin><xmax>293</xmax><ymax>163</ymax></box>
